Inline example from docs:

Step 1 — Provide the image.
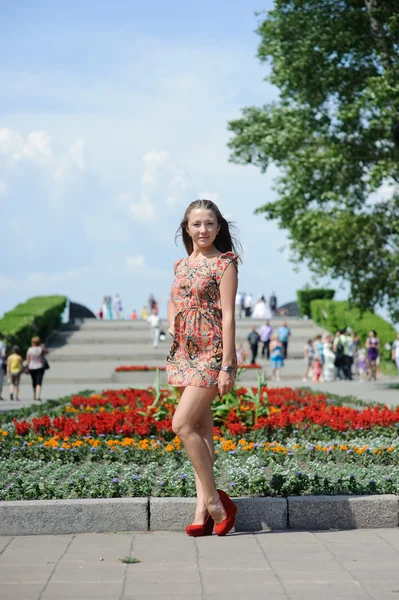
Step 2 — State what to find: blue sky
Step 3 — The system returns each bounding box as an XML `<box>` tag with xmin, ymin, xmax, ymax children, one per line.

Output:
<box><xmin>1</xmin><ymin>0</ymin><xmax>338</xmax><ymax>318</ymax></box>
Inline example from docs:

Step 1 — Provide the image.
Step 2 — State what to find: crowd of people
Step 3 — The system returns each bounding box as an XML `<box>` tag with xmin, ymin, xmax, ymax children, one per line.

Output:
<box><xmin>98</xmin><ymin>294</ymin><xmax>123</xmax><ymax>320</ymax></box>
<box><xmin>302</xmin><ymin>328</ymin><xmax>394</xmax><ymax>383</ymax></box>
<box><xmin>0</xmin><ymin>333</ymin><xmax>49</xmax><ymax>402</ymax></box>
<box><xmin>235</xmin><ymin>292</ymin><xmax>278</xmax><ymax>319</ymax></box>
<box><xmin>236</xmin><ymin>320</ymin><xmax>291</xmax><ymax>381</ymax></box>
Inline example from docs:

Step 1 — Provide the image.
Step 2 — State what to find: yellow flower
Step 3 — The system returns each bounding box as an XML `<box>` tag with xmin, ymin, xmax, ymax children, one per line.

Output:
<box><xmin>165</xmin><ymin>444</ymin><xmax>174</xmax><ymax>452</ymax></box>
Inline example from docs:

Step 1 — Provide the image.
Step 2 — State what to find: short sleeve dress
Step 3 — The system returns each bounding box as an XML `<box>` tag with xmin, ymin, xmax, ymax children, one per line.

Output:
<box><xmin>166</xmin><ymin>251</ymin><xmax>238</xmax><ymax>388</ymax></box>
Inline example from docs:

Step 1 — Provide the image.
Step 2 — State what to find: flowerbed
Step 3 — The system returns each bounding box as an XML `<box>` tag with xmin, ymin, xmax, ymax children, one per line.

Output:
<box><xmin>115</xmin><ymin>364</ymin><xmax>262</xmax><ymax>372</ymax></box>
<box><xmin>1</xmin><ymin>386</ymin><xmax>399</xmax><ymax>501</ymax></box>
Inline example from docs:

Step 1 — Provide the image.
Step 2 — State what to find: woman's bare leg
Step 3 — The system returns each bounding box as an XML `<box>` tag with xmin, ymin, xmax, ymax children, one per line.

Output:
<box><xmin>172</xmin><ymin>386</ymin><xmax>226</xmax><ymax>523</ymax></box>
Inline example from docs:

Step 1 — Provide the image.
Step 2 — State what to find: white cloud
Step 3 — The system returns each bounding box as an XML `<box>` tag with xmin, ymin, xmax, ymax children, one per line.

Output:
<box><xmin>0</xmin><ymin>128</ymin><xmax>53</xmax><ymax>164</ymax></box>
<box><xmin>130</xmin><ymin>192</ymin><xmax>157</xmax><ymax>221</ymax></box>
<box><xmin>125</xmin><ymin>254</ymin><xmax>146</xmax><ymax>269</ymax></box>
<box><xmin>142</xmin><ymin>151</ymin><xmax>170</xmax><ymax>190</ymax></box>
<box><xmin>0</xmin><ymin>181</ymin><xmax>8</xmax><ymax>197</ymax></box>
<box><xmin>55</xmin><ymin>137</ymin><xmax>87</xmax><ymax>178</ymax></box>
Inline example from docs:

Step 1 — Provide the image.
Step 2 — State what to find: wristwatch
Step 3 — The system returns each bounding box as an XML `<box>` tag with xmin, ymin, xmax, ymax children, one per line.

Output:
<box><xmin>220</xmin><ymin>365</ymin><xmax>234</xmax><ymax>374</ymax></box>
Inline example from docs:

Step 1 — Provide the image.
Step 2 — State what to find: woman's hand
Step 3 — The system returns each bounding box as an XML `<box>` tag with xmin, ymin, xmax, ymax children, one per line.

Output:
<box><xmin>218</xmin><ymin>370</ymin><xmax>235</xmax><ymax>397</ymax></box>
<box><xmin>168</xmin><ymin>326</ymin><xmax>175</xmax><ymax>337</ymax></box>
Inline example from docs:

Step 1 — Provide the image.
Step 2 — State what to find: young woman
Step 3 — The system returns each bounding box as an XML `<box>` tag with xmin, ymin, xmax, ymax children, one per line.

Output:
<box><xmin>7</xmin><ymin>345</ymin><xmax>23</xmax><ymax>401</ymax></box>
<box><xmin>166</xmin><ymin>199</ymin><xmax>241</xmax><ymax>537</ymax></box>
<box><xmin>26</xmin><ymin>337</ymin><xmax>48</xmax><ymax>402</ymax></box>
<box><xmin>366</xmin><ymin>329</ymin><xmax>380</xmax><ymax>381</ymax></box>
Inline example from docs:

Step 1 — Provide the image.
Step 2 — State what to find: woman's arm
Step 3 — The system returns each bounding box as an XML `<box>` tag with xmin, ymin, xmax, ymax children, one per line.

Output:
<box><xmin>219</xmin><ymin>262</ymin><xmax>238</xmax><ymax>366</ymax></box>
<box><xmin>167</xmin><ymin>300</ymin><xmax>176</xmax><ymax>336</ymax></box>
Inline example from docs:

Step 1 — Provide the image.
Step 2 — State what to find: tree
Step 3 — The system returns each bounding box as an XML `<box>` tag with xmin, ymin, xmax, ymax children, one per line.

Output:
<box><xmin>228</xmin><ymin>0</ymin><xmax>399</xmax><ymax>321</ymax></box>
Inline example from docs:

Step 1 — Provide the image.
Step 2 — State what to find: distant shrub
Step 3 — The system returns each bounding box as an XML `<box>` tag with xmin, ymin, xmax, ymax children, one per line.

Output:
<box><xmin>297</xmin><ymin>288</ymin><xmax>335</xmax><ymax>318</ymax></box>
<box><xmin>0</xmin><ymin>296</ymin><xmax>67</xmax><ymax>353</ymax></box>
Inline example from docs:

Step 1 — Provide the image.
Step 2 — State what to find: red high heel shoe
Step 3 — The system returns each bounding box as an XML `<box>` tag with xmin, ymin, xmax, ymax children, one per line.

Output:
<box><xmin>185</xmin><ymin>513</ymin><xmax>214</xmax><ymax>537</ymax></box>
<box><xmin>214</xmin><ymin>489</ymin><xmax>237</xmax><ymax>536</ymax></box>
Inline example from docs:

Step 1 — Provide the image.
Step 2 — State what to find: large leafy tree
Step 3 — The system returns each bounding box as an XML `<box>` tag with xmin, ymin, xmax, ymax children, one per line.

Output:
<box><xmin>228</xmin><ymin>0</ymin><xmax>399</xmax><ymax>321</ymax></box>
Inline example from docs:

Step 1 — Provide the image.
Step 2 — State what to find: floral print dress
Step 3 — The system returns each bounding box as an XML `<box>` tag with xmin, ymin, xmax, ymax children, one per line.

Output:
<box><xmin>166</xmin><ymin>251</ymin><xmax>238</xmax><ymax>388</ymax></box>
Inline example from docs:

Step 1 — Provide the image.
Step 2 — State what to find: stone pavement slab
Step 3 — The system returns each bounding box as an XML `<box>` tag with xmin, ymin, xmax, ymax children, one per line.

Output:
<box><xmin>1</xmin><ymin>529</ymin><xmax>399</xmax><ymax>599</ymax></box>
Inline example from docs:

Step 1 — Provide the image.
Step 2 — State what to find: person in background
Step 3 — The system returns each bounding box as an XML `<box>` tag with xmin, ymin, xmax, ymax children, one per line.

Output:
<box><xmin>152</xmin><ymin>299</ymin><xmax>159</xmax><ymax>315</ymax></box>
<box><xmin>314</xmin><ymin>334</ymin><xmax>324</xmax><ymax>364</ymax></box>
<box><xmin>258</xmin><ymin>320</ymin><xmax>273</xmax><ymax>359</ymax></box>
<box><xmin>303</xmin><ymin>339</ymin><xmax>315</xmax><ymax>382</ymax></box>
<box><xmin>278</xmin><ymin>320</ymin><xmax>291</xmax><ymax>359</ymax></box>
<box><xmin>141</xmin><ymin>306</ymin><xmax>149</xmax><ymax>320</ymax></box>
<box><xmin>131</xmin><ymin>309</ymin><xmax>138</xmax><ymax>320</ymax></box>
<box><xmin>333</xmin><ymin>330</ymin><xmax>348</xmax><ymax>380</ymax></box>
<box><xmin>244</xmin><ymin>292</ymin><xmax>253</xmax><ymax>318</ymax></box>
<box><xmin>366</xmin><ymin>330</ymin><xmax>380</xmax><ymax>381</ymax></box>
<box><xmin>356</xmin><ymin>349</ymin><xmax>368</xmax><ymax>382</ymax></box>
<box><xmin>312</xmin><ymin>355</ymin><xmax>323</xmax><ymax>383</ymax></box>
<box><xmin>101</xmin><ymin>296</ymin><xmax>108</xmax><ymax>320</ymax></box>
<box><xmin>26</xmin><ymin>336</ymin><xmax>48</xmax><ymax>402</ymax></box>
<box><xmin>236</xmin><ymin>343</ymin><xmax>246</xmax><ymax>365</ymax></box>
<box><xmin>148</xmin><ymin>294</ymin><xmax>155</xmax><ymax>313</ymax></box>
<box><xmin>240</xmin><ymin>293</ymin><xmax>245</xmax><ymax>319</ymax></box>
<box><xmin>235</xmin><ymin>291</ymin><xmax>243</xmax><ymax>319</ymax></box>
<box><xmin>114</xmin><ymin>294</ymin><xmax>123</xmax><ymax>320</ymax></box>
<box><xmin>147</xmin><ymin>310</ymin><xmax>161</xmax><ymax>349</ymax></box>
<box><xmin>392</xmin><ymin>332</ymin><xmax>399</xmax><ymax>378</ymax></box>
<box><xmin>106</xmin><ymin>296</ymin><xmax>113</xmax><ymax>320</ymax></box>
<box><xmin>252</xmin><ymin>295</ymin><xmax>272</xmax><ymax>319</ymax></box>
<box><xmin>323</xmin><ymin>335</ymin><xmax>336</xmax><ymax>382</ymax></box>
<box><xmin>247</xmin><ymin>326</ymin><xmax>260</xmax><ymax>364</ymax></box>
<box><xmin>270</xmin><ymin>333</ymin><xmax>284</xmax><ymax>381</ymax></box>
<box><xmin>269</xmin><ymin>292</ymin><xmax>277</xmax><ymax>316</ymax></box>
<box><xmin>0</xmin><ymin>332</ymin><xmax>6</xmax><ymax>401</ymax></box>
<box><xmin>7</xmin><ymin>345</ymin><xmax>23</xmax><ymax>401</ymax></box>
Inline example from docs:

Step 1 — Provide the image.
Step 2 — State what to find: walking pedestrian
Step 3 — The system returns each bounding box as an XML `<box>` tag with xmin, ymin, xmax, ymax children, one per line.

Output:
<box><xmin>166</xmin><ymin>199</ymin><xmax>240</xmax><ymax>537</ymax></box>
<box><xmin>6</xmin><ymin>345</ymin><xmax>23</xmax><ymax>401</ymax></box>
<box><xmin>113</xmin><ymin>294</ymin><xmax>123</xmax><ymax>320</ymax></box>
<box><xmin>0</xmin><ymin>332</ymin><xmax>6</xmax><ymax>401</ymax></box>
<box><xmin>26</xmin><ymin>337</ymin><xmax>48</xmax><ymax>402</ymax></box>
<box><xmin>366</xmin><ymin>330</ymin><xmax>380</xmax><ymax>381</ymax></box>
<box><xmin>356</xmin><ymin>349</ymin><xmax>367</xmax><ymax>382</ymax></box>
<box><xmin>323</xmin><ymin>335</ymin><xmax>336</xmax><ymax>382</ymax></box>
<box><xmin>392</xmin><ymin>333</ymin><xmax>399</xmax><ymax>377</ymax></box>
<box><xmin>247</xmin><ymin>327</ymin><xmax>260</xmax><ymax>364</ymax></box>
<box><xmin>244</xmin><ymin>292</ymin><xmax>253</xmax><ymax>318</ymax></box>
<box><xmin>269</xmin><ymin>291</ymin><xmax>277</xmax><ymax>316</ymax></box>
<box><xmin>147</xmin><ymin>310</ymin><xmax>161</xmax><ymax>348</ymax></box>
<box><xmin>277</xmin><ymin>320</ymin><xmax>291</xmax><ymax>359</ymax></box>
<box><xmin>235</xmin><ymin>291</ymin><xmax>243</xmax><ymax>319</ymax></box>
<box><xmin>258</xmin><ymin>320</ymin><xmax>273</xmax><ymax>359</ymax></box>
<box><xmin>270</xmin><ymin>333</ymin><xmax>284</xmax><ymax>381</ymax></box>
<box><xmin>303</xmin><ymin>339</ymin><xmax>315</xmax><ymax>381</ymax></box>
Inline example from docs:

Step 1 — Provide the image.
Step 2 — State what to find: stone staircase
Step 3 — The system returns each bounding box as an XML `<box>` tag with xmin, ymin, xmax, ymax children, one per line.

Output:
<box><xmin>45</xmin><ymin>317</ymin><xmax>325</xmax><ymax>387</ymax></box>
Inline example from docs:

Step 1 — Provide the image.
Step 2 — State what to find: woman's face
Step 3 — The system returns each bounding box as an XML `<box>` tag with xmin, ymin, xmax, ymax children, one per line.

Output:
<box><xmin>186</xmin><ymin>208</ymin><xmax>220</xmax><ymax>250</ymax></box>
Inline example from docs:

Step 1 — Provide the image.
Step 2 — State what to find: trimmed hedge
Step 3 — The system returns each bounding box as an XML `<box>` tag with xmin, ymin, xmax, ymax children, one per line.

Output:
<box><xmin>0</xmin><ymin>296</ymin><xmax>67</xmax><ymax>353</ymax></box>
<box><xmin>311</xmin><ymin>300</ymin><xmax>396</xmax><ymax>360</ymax></box>
<box><xmin>297</xmin><ymin>288</ymin><xmax>335</xmax><ymax>318</ymax></box>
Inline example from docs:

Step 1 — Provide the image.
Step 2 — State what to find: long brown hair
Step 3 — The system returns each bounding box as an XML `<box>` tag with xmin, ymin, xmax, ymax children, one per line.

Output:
<box><xmin>175</xmin><ymin>199</ymin><xmax>242</xmax><ymax>259</ymax></box>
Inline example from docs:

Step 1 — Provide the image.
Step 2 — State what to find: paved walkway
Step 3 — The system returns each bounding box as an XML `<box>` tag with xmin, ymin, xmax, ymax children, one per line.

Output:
<box><xmin>1</xmin><ymin>529</ymin><xmax>399</xmax><ymax>600</ymax></box>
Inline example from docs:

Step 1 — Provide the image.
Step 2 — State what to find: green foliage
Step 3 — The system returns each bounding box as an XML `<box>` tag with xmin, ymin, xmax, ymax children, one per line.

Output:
<box><xmin>228</xmin><ymin>0</ymin><xmax>399</xmax><ymax>320</ymax></box>
<box><xmin>297</xmin><ymin>288</ymin><xmax>335</xmax><ymax>318</ymax></box>
<box><xmin>310</xmin><ymin>299</ymin><xmax>396</xmax><ymax>359</ymax></box>
<box><xmin>0</xmin><ymin>295</ymin><xmax>67</xmax><ymax>353</ymax></box>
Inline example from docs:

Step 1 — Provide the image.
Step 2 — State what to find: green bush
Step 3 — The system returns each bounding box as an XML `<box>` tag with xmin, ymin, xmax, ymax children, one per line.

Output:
<box><xmin>310</xmin><ymin>300</ymin><xmax>396</xmax><ymax>360</ymax></box>
<box><xmin>297</xmin><ymin>288</ymin><xmax>335</xmax><ymax>318</ymax></box>
<box><xmin>0</xmin><ymin>295</ymin><xmax>67</xmax><ymax>354</ymax></box>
